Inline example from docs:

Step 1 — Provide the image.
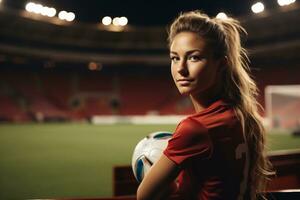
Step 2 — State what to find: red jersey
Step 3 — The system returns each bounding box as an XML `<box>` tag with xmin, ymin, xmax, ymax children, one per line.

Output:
<box><xmin>164</xmin><ymin>100</ymin><xmax>250</xmax><ymax>200</ymax></box>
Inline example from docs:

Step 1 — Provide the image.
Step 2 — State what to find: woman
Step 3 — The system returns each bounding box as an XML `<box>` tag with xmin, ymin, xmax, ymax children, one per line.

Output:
<box><xmin>137</xmin><ymin>11</ymin><xmax>273</xmax><ymax>200</ymax></box>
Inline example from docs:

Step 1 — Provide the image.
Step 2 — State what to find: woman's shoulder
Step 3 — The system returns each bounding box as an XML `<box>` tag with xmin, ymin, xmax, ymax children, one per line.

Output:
<box><xmin>175</xmin><ymin>117</ymin><xmax>209</xmax><ymax>137</ymax></box>
<box><xmin>184</xmin><ymin>101</ymin><xmax>239</xmax><ymax>130</ymax></box>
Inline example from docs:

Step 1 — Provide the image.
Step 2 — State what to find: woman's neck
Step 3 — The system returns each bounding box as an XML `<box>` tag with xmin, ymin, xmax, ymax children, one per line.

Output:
<box><xmin>190</xmin><ymin>82</ymin><xmax>223</xmax><ymax>113</ymax></box>
<box><xmin>190</xmin><ymin>94</ymin><xmax>220</xmax><ymax>113</ymax></box>
<box><xmin>190</xmin><ymin>95</ymin><xmax>204</xmax><ymax>112</ymax></box>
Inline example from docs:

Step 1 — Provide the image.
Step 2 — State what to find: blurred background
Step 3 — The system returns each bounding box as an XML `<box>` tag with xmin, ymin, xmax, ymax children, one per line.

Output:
<box><xmin>0</xmin><ymin>0</ymin><xmax>300</xmax><ymax>199</ymax></box>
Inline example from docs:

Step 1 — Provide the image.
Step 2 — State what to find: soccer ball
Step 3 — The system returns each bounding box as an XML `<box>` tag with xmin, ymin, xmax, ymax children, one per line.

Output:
<box><xmin>131</xmin><ymin>131</ymin><xmax>173</xmax><ymax>183</ymax></box>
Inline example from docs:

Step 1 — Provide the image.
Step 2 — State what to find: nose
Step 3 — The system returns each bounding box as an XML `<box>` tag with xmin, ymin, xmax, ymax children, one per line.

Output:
<box><xmin>177</xmin><ymin>60</ymin><xmax>188</xmax><ymax>76</ymax></box>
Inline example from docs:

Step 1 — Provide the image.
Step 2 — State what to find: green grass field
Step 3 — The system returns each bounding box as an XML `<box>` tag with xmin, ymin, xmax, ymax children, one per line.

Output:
<box><xmin>0</xmin><ymin>123</ymin><xmax>300</xmax><ymax>200</ymax></box>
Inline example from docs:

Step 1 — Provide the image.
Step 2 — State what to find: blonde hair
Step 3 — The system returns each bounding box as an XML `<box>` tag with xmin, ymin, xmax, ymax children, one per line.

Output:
<box><xmin>168</xmin><ymin>11</ymin><xmax>273</xmax><ymax>199</ymax></box>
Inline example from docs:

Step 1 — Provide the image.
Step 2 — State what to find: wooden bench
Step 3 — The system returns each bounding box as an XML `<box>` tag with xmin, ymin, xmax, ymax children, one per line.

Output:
<box><xmin>267</xmin><ymin>149</ymin><xmax>300</xmax><ymax>190</ymax></box>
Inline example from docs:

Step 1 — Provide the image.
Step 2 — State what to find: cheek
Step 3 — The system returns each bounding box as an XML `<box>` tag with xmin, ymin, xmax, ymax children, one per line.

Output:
<box><xmin>192</xmin><ymin>64</ymin><xmax>218</xmax><ymax>90</ymax></box>
<box><xmin>171</xmin><ymin>64</ymin><xmax>177</xmax><ymax>81</ymax></box>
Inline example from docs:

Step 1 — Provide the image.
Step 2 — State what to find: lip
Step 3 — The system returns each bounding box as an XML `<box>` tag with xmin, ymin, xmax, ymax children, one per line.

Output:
<box><xmin>176</xmin><ymin>78</ymin><xmax>194</xmax><ymax>86</ymax></box>
<box><xmin>176</xmin><ymin>78</ymin><xmax>194</xmax><ymax>82</ymax></box>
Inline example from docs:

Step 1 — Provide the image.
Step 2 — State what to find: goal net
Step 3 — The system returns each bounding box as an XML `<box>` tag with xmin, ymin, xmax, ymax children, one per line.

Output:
<box><xmin>265</xmin><ymin>85</ymin><xmax>300</xmax><ymax>130</ymax></box>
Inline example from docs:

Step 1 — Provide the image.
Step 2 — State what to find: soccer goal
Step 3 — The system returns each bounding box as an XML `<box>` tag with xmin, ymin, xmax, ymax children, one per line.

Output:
<box><xmin>265</xmin><ymin>85</ymin><xmax>300</xmax><ymax>130</ymax></box>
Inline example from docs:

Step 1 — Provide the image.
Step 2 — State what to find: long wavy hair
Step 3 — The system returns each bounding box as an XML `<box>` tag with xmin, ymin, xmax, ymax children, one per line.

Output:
<box><xmin>168</xmin><ymin>11</ymin><xmax>274</xmax><ymax>199</ymax></box>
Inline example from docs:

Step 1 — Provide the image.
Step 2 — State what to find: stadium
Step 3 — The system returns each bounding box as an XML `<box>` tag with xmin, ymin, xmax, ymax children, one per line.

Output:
<box><xmin>0</xmin><ymin>0</ymin><xmax>299</xmax><ymax>199</ymax></box>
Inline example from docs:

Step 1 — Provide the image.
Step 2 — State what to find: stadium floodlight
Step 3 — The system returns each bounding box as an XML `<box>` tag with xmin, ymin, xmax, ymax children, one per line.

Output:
<box><xmin>277</xmin><ymin>0</ymin><xmax>296</xmax><ymax>6</ymax></box>
<box><xmin>32</xmin><ymin>3</ymin><xmax>43</xmax><ymax>14</ymax></box>
<box><xmin>119</xmin><ymin>17</ymin><xmax>128</xmax><ymax>26</ymax></box>
<box><xmin>25</xmin><ymin>2</ymin><xmax>40</xmax><ymax>13</ymax></box>
<box><xmin>59</xmin><ymin>10</ymin><xmax>75</xmax><ymax>22</ymax></box>
<box><xmin>47</xmin><ymin>8</ymin><xmax>56</xmax><ymax>17</ymax></box>
<box><xmin>25</xmin><ymin>2</ymin><xmax>36</xmax><ymax>12</ymax></box>
<box><xmin>41</xmin><ymin>6</ymin><xmax>49</xmax><ymax>16</ymax></box>
<box><xmin>66</xmin><ymin>12</ymin><xmax>75</xmax><ymax>22</ymax></box>
<box><xmin>58</xmin><ymin>10</ymin><xmax>68</xmax><ymax>20</ymax></box>
<box><xmin>216</xmin><ymin>12</ymin><xmax>228</xmax><ymax>19</ymax></box>
<box><xmin>112</xmin><ymin>17</ymin><xmax>120</xmax><ymax>26</ymax></box>
<box><xmin>102</xmin><ymin>16</ymin><xmax>112</xmax><ymax>25</ymax></box>
<box><xmin>251</xmin><ymin>2</ymin><xmax>265</xmax><ymax>13</ymax></box>
<box><xmin>25</xmin><ymin>2</ymin><xmax>56</xmax><ymax>18</ymax></box>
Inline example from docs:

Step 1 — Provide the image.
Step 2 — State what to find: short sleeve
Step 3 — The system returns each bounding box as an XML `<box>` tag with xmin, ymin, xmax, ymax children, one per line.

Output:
<box><xmin>163</xmin><ymin>118</ymin><xmax>212</xmax><ymax>166</ymax></box>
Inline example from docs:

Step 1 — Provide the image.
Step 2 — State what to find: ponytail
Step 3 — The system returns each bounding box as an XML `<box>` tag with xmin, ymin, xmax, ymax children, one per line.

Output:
<box><xmin>214</xmin><ymin>17</ymin><xmax>274</xmax><ymax>199</ymax></box>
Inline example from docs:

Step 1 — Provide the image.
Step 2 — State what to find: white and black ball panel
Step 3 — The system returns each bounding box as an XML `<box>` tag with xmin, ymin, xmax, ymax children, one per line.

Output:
<box><xmin>131</xmin><ymin>131</ymin><xmax>173</xmax><ymax>182</ymax></box>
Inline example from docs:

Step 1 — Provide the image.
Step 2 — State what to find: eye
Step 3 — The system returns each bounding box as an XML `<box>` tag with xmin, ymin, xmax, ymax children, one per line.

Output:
<box><xmin>188</xmin><ymin>55</ymin><xmax>203</xmax><ymax>62</ymax></box>
<box><xmin>170</xmin><ymin>56</ymin><xmax>180</xmax><ymax>62</ymax></box>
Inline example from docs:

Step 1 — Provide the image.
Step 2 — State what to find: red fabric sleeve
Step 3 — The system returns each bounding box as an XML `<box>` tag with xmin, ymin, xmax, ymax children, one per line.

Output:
<box><xmin>163</xmin><ymin>118</ymin><xmax>212</xmax><ymax>166</ymax></box>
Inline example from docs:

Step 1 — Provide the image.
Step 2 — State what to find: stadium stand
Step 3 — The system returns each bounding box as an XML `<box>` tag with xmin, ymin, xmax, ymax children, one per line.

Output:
<box><xmin>41</xmin><ymin>71</ymin><xmax>73</xmax><ymax>109</ymax></box>
<box><xmin>0</xmin><ymin>95</ymin><xmax>28</xmax><ymax>122</ymax></box>
<box><xmin>1</xmin><ymin>66</ymin><xmax>300</xmax><ymax>121</ymax></box>
<box><xmin>119</xmin><ymin>75</ymin><xmax>175</xmax><ymax>115</ymax></box>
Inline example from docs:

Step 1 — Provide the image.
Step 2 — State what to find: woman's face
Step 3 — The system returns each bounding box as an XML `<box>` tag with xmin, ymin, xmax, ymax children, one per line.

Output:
<box><xmin>170</xmin><ymin>31</ymin><xmax>221</xmax><ymax>97</ymax></box>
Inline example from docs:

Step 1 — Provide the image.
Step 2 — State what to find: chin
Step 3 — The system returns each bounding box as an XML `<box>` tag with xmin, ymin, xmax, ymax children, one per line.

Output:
<box><xmin>178</xmin><ymin>87</ymin><xmax>194</xmax><ymax>96</ymax></box>
<box><xmin>178</xmin><ymin>85</ymin><xmax>205</xmax><ymax>97</ymax></box>
<box><xmin>179</xmin><ymin>92</ymin><xmax>190</xmax><ymax>96</ymax></box>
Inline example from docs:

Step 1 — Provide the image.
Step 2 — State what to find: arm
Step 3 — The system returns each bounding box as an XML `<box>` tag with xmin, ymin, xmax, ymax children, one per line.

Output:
<box><xmin>137</xmin><ymin>154</ymin><xmax>180</xmax><ymax>200</ymax></box>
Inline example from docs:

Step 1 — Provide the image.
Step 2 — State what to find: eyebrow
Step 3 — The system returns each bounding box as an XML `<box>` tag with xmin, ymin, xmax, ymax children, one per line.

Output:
<box><xmin>170</xmin><ymin>49</ymin><xmax>203</xmax><ymax>55</ymax></box>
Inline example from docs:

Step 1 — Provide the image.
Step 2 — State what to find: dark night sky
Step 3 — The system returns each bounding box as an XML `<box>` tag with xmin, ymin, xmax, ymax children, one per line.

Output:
<box><xmin>4</xmin><ymin>0</ymin><xmax>279</xmax><ymax>26</ymax></box>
